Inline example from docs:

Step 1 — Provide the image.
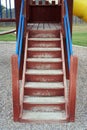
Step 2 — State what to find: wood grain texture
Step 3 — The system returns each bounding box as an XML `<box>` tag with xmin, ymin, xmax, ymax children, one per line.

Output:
<box><xmin>29</xmin><ymin>6</ymin><xmax>61</xmax><ymax>23</ymax></box>
<box><xmin>69</xmin><ymin>56</ymin><xmax>78</xmax><ymax>122</ymax></box>
<box><xmin>11</xmin><ymin>55</ymin><xmax>20</xmax><ymax>121</ymax></box>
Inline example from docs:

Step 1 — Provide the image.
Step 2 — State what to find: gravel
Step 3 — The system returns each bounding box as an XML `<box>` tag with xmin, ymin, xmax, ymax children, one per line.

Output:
<box><xmin>0</xmin><ymin>42</ymin><xmax>87</xmax><ymax>130</ymax></box>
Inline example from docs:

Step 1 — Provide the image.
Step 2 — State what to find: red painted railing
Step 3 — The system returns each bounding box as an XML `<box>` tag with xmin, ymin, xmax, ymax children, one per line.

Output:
<box><xmin>11</xmin><ymin>0</ymin><xmax>25</xmax><ymax>121</ymax></box>
<box><xmin>69</xmin><ymin>56</ymin><xmax>78</xmax><ymax>121</ymax></box>
<box><xmin>11</xmin><ymin>55</ymin><xmax>20</xmax><ymax>121</ymax></box>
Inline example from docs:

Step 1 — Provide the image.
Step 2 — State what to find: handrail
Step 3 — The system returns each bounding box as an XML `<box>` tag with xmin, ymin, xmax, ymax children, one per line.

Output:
<box><xmin>16</xmin><ymin>0</ymin><xmax>25</xmax><ymax>68</ymax></box>
<box><xmin>64</xmin><ymin>0</ymin><xmax>73</xmax><ymax>70</ymax></box>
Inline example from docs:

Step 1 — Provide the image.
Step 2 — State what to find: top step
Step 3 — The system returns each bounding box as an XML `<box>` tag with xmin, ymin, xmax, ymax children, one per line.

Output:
<box><xmin>29</xmin><ymin>30</ymin><xmax>60</xmax><ymax>38</ymax></box>
<box><xmin>27</xmin><ymin>23</ymin><xmax>61</xmax><ymax>31</ymax></box>
<box><xmin>27</xmin><ymin>23</ymin><xmax>61</xmax><ymax>38</ymax></box>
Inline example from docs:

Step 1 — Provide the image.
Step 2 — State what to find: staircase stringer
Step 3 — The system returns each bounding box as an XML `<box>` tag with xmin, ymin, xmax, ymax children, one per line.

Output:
<box><xmin>20</xmin><ymin>32</ymin><xmax>28</xmax><ymax>119</ymax></box>
<box><xmin>60</xmin><ymin>31</ymin><xmax>68</xmax><ymax>120</ymax></box>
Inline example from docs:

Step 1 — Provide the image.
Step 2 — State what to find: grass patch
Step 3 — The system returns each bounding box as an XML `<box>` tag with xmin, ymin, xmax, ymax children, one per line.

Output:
<box><xmin>72</xmin><ymin>25</ymin><xmax>87</xmax><ymax>47</ymax></box>
<box><xmin>0</xmin><ymin>33</ymin><xmax>16</xmax><ymax>41</ymax></box>
<box><xmin>72</xmin><ymin>32</ymin><xmax>87</xmax><ymax>46</ymax></box>
<box><xmin>0</xmin><ymin>26</ymin><xmax>16</xmax><ymax>41</ymax></box>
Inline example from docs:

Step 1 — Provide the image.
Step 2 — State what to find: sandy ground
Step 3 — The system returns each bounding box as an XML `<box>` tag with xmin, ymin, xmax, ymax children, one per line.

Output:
<box><xmin>0</xmin><ymin>42</ymin><xmax>87</xmax><ymax>130</ymax></box>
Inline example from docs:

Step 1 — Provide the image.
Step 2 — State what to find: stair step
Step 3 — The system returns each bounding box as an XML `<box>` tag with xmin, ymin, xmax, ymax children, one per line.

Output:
<box><xmin>28</xmin><ymin>38</ymin><xmax>60</xmax><ymax>41</ymax></box>
<box><xmin>28</xmin><ymin>27</ymin><xmax>60</xmax><ymax>31</ymax></box>
<box><xmin>28</xmin><ymin>40</ymin><xmax>61</xmax><ymax>48</ymax></box>
<box><xmin>27</xmin><ymin>23</ymin><xmax>61</xmax><ymax>31</ymax></box>
<box><xmin>29</xmin><ymin>30</ymin><xmax>60</xmax><ymax>38</ymax></box>
<box><xmin>27</xmin><ymin>50</ymin><xmax>61</xmax><ymax>58</ymax></box>
<box><xmin>24</xmin><ymin>82</ymin><xmax>64</xmax><ymax>96</ymax></box>
<box><xmin>25</xmin><ymin>70</ymin><xmax>63</xmax><ymax>82</ymax></box>
<box><xmin>23</xmin><ymin>96</ymin><xmax>65</xmax><ymax>104</ymax></box>
<box><xmin>26</xmin><ymin>61</ymin><xmax>62</xmax><ymax>70</ymax></box>
<box><xmin>25</xmin><ymin>74</ymin><xmax>63</xmax><ymax>82</ymax></box>
<box><xmin>27</xmin><ymin>48</ymin><xmax>61</xmax><ymax>51</ymax></box>
<box><xmin>26</xmin><ymin>69</ymin><xmax>63</xmax><ymax>75</ymax></box>
<box><xmin>24</xmin><ymin>88</ymin><xmax>64</xmax><ymax>96</ymax></box>
<box><xmin>23</xmin><ymin>104</ymin><xmax>65</xmax><ymax>112</ymax></box>
<box><xmin>27</xmin><ymin>58</ymin><xmax>62</xmax><ymax>62</ymax></box>
<box><xmin>22</xmin><ymin>111</ymin><xmax>66</xmax><ymax>121</ymax></box>
<box><xmin>23</xmin><ymin>96</ymin><xmax>65</xmax><ymax>111</ymax></box>
<box><xmin>25</xmin><ymin>82</ymin><xmax>64</xmax><ymax>89</ymax></box>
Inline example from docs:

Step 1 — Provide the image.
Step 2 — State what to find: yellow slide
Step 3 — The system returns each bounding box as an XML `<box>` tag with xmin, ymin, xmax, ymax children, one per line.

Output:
<box><xmin>73</xmin><ymin>0</ymin><xmax>87</xmax><ymax>22</ymax></box>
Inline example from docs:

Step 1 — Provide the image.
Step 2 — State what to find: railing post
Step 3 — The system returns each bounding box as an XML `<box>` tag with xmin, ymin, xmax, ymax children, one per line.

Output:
<box><xmin>11</xmin><ymin>55</ymin><xmax>20</xmax><ymax>121</ymax></box>
<box><xmin>69</xmin><ymin>56</ymin><xmax>78</xmax><ymax>122</ymax></box>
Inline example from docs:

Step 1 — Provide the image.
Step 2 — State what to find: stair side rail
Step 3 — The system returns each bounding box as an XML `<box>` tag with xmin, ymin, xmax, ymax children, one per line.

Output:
<box><xmin>11</xmin><ymin>55</ymin><xmax>20</xmax><ymax>121</ymax></box>
<box><xmin>64</xmin><ymin>0</ymin><xmax>78</xmax><ymax>122</ymax></box>
<box><xmin>11</xmin><ymin>0</ymin><xmax>26</xmax><ymax>121</ymax></box>
<box><xmin>69</xmin><ymin>56</ymin><xmax>78</xmax><ymax>121</ymax></box>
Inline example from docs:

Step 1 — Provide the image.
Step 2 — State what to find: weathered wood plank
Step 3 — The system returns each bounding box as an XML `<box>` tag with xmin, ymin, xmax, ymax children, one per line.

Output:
<box><xmin>38</xmin><ymin>23</ymin><xmax>44</xmax><ymax>30</ymax></box>
<box><xmin>11</xmin><ymin>55</ymin><xmax>20</xmax><ymax>121</ymax></box>
<box><xmin>27</xmin><ymin>23</ymin><xmax>61</xmax><ymax>30</ymax></box>
<box><xmin>32</xmin><ymin>23</ymin><xmax>38</xmax><ymax>30</ymax></box>
<box><xmin>69</xmin><ymin>56</ymin><xmax>78</xmax><ymax>122</ymax></box>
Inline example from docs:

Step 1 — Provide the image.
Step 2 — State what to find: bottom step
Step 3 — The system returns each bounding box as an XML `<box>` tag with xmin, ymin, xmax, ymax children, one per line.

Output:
<box><xmin>21</xmin><ymin>111</ymin><xmax>66</xmax><ymax>122</ymax></box>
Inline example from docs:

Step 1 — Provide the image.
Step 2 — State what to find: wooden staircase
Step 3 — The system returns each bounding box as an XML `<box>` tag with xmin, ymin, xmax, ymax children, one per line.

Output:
<box><xmin>19</xmin><ymin>27</ymin><xmax>68</xmax><ymax>122</ymax></box>
<box><xmin>12</xmin><ymin>0</ymin><xmax>78</xmax><ymax>123</ymax></box>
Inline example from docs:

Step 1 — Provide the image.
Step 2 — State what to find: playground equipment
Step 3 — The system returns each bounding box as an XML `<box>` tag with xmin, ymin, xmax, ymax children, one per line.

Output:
<box><xmin>0</xmin><ymin>0</ymin><xmax>87</xmax><ymax>22</ymax></box>
<box><xmin>11</xmin><ymin>0</ymin><xmax>78</xmax><ymax>123</ymax></box>
<box><xmin>0</xmin><ymin>0</ymin><xmax>86</xmax><ymax>35</ymax></box>
<box><xmin>0</xmin><ymin>0</ymin><xmax>78</xmax><ymax>122</ymax></box>
<box><xmin>73</xmin><ymin>0</ymin><xmax>87</xmax><ymax>22</ymax></box>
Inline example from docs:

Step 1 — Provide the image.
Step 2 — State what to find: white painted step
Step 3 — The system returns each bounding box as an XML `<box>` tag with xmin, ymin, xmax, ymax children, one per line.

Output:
<box><xmin>26</xmin><ymin>69</ymin><xmax>63</xmax><ymax>75</ymax></box>
<box><xmin>28</xmin><ymin>38</ymin><xmax>60</xmax><ymax>41</ymax></box>
<box><xmin>22</xmin><ymin>111</ymin><xmax>66</xmax><ymax>121</ymax></box>
<box><xmin>25</xmin><ymin>82</ymin><xmax>64</xmax><ymax>89</ymax></box>
<box><xmin>27</xmin><ymin>58</ymin><xmax>62</xmax><ymax>62</ymax></box>
<box><xmin>24</xmin><ymin>96</ymin><xmax>65</xmax><ymax>104</ymax></box>
<box><xmin>28</xmin><ymin>48</ymin><xmax>61</xmax><ymax>51</ymax></box>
